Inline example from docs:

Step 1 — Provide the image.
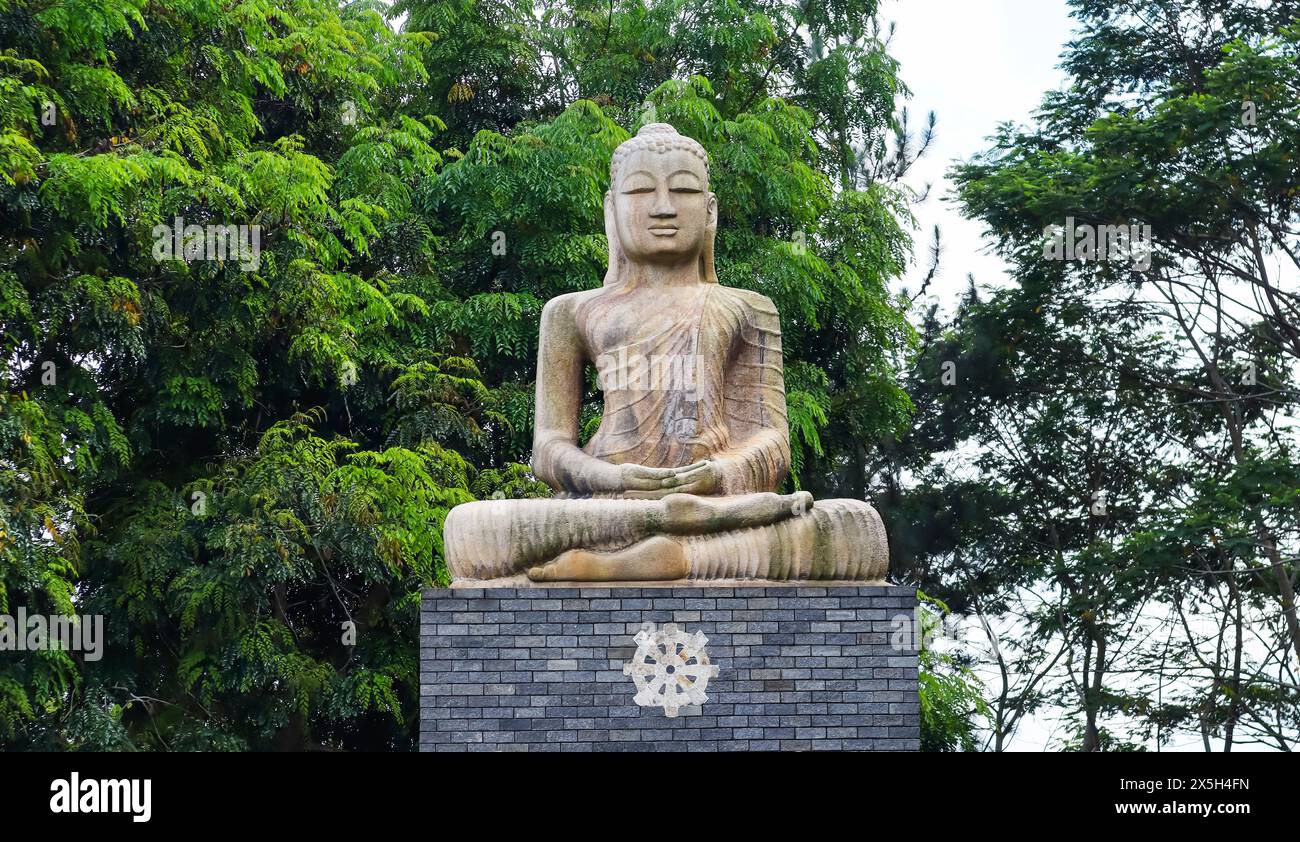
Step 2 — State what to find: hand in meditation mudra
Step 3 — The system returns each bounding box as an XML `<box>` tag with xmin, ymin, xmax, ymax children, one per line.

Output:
<box><xmin>445</xmin><ymin>123</ymin><xmax>889</xmax><ymax>584</ymax></box>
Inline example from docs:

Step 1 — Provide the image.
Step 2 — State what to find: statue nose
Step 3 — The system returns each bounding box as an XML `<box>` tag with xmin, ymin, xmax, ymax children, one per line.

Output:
<box><xmin>651</xmin><ymin>191</ymin><xmax>676</xmax><ymax>217</ymax></box>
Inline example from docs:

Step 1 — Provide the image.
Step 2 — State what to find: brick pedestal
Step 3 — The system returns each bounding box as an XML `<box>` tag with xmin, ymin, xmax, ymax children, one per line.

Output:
<box><xmin>419</xmin><ymin>586</ymin><xmax>919</xmax><ymax>752</ymax></box>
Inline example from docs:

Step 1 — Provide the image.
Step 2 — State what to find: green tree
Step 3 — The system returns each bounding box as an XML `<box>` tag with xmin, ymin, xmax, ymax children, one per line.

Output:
<box><xmin>0</xmin><ymin>0</ymin><xmax>538</xmax><ymax>749</ymax></box>
<box><xmin>915</xmin><ymin>0</ymin><xmax>1300</xmax><ymax>750</ymax></box>
<box><xmin>1</xmin><ymin>0</ymin><xmax>927</xmax><ymax>749</ymax></box>
<box><xmin>399</xmin><ymin>0</ymin><xmax>920</xmax><ymax>489</ymax></box>
<box><xmin>914</xmin><ymin>591</ymin><xmax>989</xmax><ymax>752</ymax></box>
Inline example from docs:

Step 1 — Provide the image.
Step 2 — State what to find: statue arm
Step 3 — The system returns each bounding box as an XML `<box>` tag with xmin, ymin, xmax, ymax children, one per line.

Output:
<box><xmin>713</xmin><ymin>427</ymin><xmax>789</xmax><ymax>494</ymax></box>
<box><xmin>713</xmin><ymin>294</ymin><xmax>791</xmax><ymax>494</ymax></box>
<box><xmin>530</xmin><ymin>295</ymin><xmax>622</xmax><ymax>494</ymax></box>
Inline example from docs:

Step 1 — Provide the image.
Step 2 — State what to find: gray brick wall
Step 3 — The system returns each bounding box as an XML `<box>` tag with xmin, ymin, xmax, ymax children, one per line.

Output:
<box><xmin>419</xmin><ymin>586</ymin><xmax>919</xmax><ymax>752</ymax></box>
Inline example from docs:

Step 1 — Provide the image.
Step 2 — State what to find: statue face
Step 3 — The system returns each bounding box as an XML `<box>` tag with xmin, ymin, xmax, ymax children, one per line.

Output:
<box><xmin>610</xmin><ymin>148</ymin><xmax>715</xmax><ymax>266</ymax></box>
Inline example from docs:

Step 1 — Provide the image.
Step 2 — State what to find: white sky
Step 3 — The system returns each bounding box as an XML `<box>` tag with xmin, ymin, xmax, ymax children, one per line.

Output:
<box><xmin>884</xmin><ymin>0</ymin><xmax>1075</xmax><ymax>308</ymax></box>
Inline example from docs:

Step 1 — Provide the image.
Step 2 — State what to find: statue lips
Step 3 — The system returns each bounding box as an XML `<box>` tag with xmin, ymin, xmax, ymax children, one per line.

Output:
<box><xmin>648</xmin><ymin>224</ymin><xmax>679</xmax><ymax>237</ymax></box>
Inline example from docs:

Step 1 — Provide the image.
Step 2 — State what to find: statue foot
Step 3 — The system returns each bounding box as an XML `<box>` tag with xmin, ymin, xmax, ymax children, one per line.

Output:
<box><xmin>662</xmin><ymin>490</ymin><xmax>813</xmax><ymax>534</ymax></box>
<box><xmin>527</xmin><ymin>536</ymin><xmax>688</xmax><ymax>582</ymax></box>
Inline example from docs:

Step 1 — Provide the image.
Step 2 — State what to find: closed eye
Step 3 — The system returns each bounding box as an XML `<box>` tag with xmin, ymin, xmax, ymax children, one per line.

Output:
<box><xmin>670</xmin><ymin>187</ymin><xmax>702</xmax><ymax>193</ymax></box>
<box><xmin>621</xmin><ymin>187</ymin><xmax>655</xmax><ymax>194</ymax></box>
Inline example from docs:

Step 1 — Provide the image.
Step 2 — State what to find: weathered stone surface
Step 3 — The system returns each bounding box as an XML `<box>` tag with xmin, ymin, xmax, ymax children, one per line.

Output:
<box><xmin>443</xmin><ymin>123</ymin><xmax>889</xmax><ymax>585</ymax></box>
<box><xmin>419</xmin><ymin>586</ymin><xmax>920</xmax><ymax>752</ymax></box>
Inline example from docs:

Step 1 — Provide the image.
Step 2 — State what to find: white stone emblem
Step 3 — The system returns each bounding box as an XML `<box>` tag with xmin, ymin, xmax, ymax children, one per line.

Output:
<box><xmin>622</xmin><ymin>622</ymin><xmax>720</xmax><ymax>717</ymax></box>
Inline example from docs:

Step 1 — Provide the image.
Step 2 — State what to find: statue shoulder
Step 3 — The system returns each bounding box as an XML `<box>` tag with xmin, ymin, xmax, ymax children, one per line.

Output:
<box><xmin>540</xmin><ymin>289</ymin><xmax>594</xmax><ymax>315</ymax></box>
<box><xmin>715</xmin><ymin>285</ymin><xmax>781</xmax><ymax>330</ymax></box>
<box><xmin>539</xmin><ymin>289</ymin><xmax>600</xmax><ymax>328</ymax></box>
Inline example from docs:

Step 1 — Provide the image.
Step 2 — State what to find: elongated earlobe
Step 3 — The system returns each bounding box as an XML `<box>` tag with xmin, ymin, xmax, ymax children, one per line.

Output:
<box><xmin>701</xmin><ymin>193</ymin><xmax>719</xmax><ymax>283</ymax></box>
<box><xmin>603</xmin><ymin>191</ymin><xmax>626</xmax><ymax>287</ymax></box>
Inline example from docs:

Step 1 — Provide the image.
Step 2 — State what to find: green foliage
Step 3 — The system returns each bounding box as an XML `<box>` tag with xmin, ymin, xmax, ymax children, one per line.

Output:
<box><xmin>0</xmin><ymin>0</ymin><xmax>501</xmax><ymax>750</ymax></box>
<box><xmin>420</xmin><ymin>38</ymin><xmax>916</xmax><ymax>491</ymax></box>
<box><xmin>1</xmin><ymin>0</ymin><xmax>916</xmax><ymax>749</ymax></box>
<box><xmin>915</xmin><ymin>591</ymin><xmax>990</xmax><ymax>752</ymax></box>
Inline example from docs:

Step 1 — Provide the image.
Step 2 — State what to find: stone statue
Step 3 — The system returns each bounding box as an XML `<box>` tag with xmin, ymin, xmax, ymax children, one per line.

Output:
<box><xmin>444</xmin><ymin>123</ymin><xmax>889</xmax><ymax>585</ymax></box>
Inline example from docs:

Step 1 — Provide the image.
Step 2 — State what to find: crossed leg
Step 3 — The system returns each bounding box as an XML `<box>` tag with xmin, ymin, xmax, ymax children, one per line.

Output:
<box><xmin>526</xmin><ymin>491</ymin><xmax>812</xmax><ymax>581</ymax></box>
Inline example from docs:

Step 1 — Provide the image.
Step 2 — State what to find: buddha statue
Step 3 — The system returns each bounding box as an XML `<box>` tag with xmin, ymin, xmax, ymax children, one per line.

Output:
<box><xmin>443</xmin><ymin>123</ymin><xmax>889</xmax><ymax>584</ymax></box>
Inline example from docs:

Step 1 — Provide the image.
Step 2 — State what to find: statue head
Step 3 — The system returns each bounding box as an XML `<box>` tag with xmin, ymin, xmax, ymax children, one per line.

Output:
<box><xmin>603</xmin><ymin>123</ymin><xmax>719</xmax><ymax>286</ymax></box>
